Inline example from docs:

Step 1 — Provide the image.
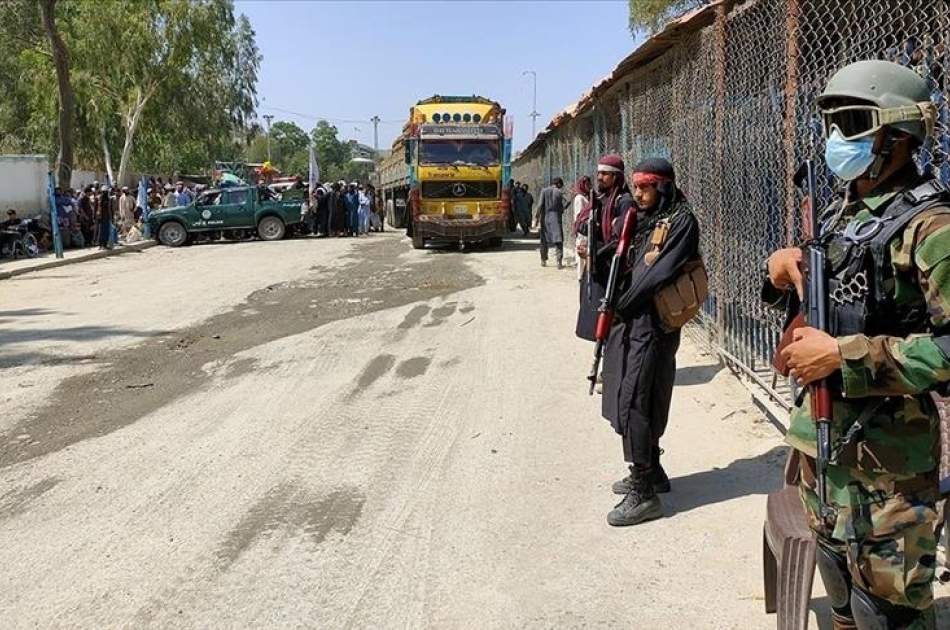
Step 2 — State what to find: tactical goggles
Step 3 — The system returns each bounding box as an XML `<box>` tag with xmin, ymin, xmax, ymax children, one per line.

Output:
<box><xmin>820</xmin><ymin>102</ymin><xmax>936</xmax><ymax>140</ymax></box>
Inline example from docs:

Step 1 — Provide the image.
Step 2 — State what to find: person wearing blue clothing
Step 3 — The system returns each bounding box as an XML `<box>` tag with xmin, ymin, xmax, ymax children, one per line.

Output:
<box><xmin>174</xmin><ymin>181</ymin><xmax>193</xmax><ymax>206</ymax></box>
<box><xmin>358</xmin><ymin>186</ymin><xmax>371</xmax><ymax>236</ymax></box>
<box><xmin>344</xmin><ymin>183</ymin><xmax>360</xmax><ymax>237</ymax></box>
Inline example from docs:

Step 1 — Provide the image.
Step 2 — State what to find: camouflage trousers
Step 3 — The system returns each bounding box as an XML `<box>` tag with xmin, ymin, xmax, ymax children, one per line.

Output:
<box><xmin>799</xmin><ymin>461</ymin><xmax>940</xmax><ymax>613</ymax></box>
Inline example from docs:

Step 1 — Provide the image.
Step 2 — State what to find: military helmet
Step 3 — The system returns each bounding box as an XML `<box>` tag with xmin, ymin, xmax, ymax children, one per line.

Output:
<box><xmin>817</xmin><ymin>60</ymin><xmax>935</xmax><ymax>142</ymax></box>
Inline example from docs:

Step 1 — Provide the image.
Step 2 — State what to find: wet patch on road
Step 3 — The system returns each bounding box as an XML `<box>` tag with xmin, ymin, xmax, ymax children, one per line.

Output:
<box><xmin>0</xmin><ymin>476</ymin><xmax>60</xmax><ymax>520</ymax></box>
<box><xmin>397</xmin><ymin>305</ymin><xmax>430</xmax><ymax>330</ymax></box>
<box><xmin>353</xmin><ymin>354</ymin><xmax>397</xmax><ymax>393</ymax></box>
<box><xmin>0</xmin><ymin>237</ymin><xmax>483</xmax><ymax>469</ymax></box>
<box><xmin>216</xmin><ymin>482</ymin><xmax>365</xmax><ymax>569</ymax></box>
<box><xmin>395</xmin><ymin>357</ymin><xmax>432</xmax><ymax>379</ymax></box>
<box><xmin>423</xmin><ymin>301</ymin><xmax>458</xmax><ymax>327</ymax></box>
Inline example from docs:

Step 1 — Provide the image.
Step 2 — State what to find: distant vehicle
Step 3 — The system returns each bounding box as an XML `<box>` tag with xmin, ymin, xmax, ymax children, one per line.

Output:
<box><xmin>147</xmin><ymin>185</ymin><xmax>306</xmax><ymax>247</ymax></box>
<box><xmin>377</xmin><ymin>95</ymin><xmax>511</xmax><ymax>249</ymax></box>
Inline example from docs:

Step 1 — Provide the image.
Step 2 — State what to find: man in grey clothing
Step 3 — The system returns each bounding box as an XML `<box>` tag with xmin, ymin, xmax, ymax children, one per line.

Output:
<box><xmin>536</xmin><ymin>177</ymin><xmax>566</xmax><ymax>268</ymax></box>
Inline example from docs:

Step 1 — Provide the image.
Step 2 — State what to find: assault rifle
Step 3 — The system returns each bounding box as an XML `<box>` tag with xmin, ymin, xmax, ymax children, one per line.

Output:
<box><xmin>587</xmin><ymin>205</ymin><xmax>638</xmax><ymax>395</ymax></box>
<box><xmin>797</xmin><ymin>159</ymin><xmax>834</xmax><ymax>520</ymax></box>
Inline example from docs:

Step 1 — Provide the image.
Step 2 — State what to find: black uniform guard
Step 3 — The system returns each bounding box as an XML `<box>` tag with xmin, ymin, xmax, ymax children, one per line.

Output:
<box><xmin>602</xmin><ymin>158</ymin><xmax>700</xmax><ymax>527</ymax></box>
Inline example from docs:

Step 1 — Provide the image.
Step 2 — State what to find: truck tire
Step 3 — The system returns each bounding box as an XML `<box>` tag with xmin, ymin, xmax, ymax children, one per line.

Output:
<box><xmin>411</xmin><ymin>231</ymin><xmax>425</xmax><ymax>250</ymax></box>
<box><xmin>158</xmin><ymin>221</ymin><xmax>188</xmax><ymax>247</ymax></box>
<box><xmin>257</xmin><ymin>216</ymin><xmax>285</xmax><ymax>241</ymax></box>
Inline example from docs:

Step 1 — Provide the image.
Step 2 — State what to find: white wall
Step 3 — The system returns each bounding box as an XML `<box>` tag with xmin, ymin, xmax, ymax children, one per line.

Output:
<box><xmin>0</xmin><ymin>155</ymin><xmax>49</xmax><ymax>218</ymax></box>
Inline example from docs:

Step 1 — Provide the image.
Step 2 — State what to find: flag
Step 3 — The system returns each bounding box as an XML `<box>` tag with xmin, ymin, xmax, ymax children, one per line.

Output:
<box><xmin>137</xmin><ymin>176</ymin><xmax>150</xmax><ymax>238</ymax></box>
<box><xmin>308</xmin><ymin>141</ymin><xmax>319</xmax><ymax>192</ymax></box>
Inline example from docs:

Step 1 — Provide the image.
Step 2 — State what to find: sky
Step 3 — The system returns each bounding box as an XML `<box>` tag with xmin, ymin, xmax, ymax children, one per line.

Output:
<box><xmin>236</xmin><ymin>0</ymin><xmax>642</xmax><ymax>153</ymax></box>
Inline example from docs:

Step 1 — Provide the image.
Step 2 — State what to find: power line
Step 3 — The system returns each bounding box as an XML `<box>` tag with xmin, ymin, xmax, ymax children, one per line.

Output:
<box><xmin>259</xmin><ymin>105</ymin><xmax>402</xmax><ymax>125</ymax></box>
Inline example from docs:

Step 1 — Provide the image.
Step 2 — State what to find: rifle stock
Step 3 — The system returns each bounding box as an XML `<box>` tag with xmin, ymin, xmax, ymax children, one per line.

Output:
<box><xmin>587</xmin><ymin>206</ymin><xmax>637</xmax><ymax>395</ymax></box>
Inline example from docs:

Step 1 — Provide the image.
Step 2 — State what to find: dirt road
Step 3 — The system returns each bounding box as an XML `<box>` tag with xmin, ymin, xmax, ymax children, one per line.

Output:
<box><xmin>0</xmin><ymin>232</ymin><xmax>945</xmax><ymax>628</ymax></box>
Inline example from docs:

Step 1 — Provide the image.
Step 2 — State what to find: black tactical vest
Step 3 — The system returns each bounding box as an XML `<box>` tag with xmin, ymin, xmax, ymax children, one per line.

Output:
<box><xmin>820</xmin><ymin>180</ymin><xmax>949</xmax><ymax>338</ymax></box>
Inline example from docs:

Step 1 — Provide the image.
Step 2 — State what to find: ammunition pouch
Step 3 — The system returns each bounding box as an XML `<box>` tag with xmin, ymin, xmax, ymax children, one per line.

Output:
<box><xmin>654</xmin><ymin>257</ymin><xmax>708</xmax><ymax>331</ymax></box>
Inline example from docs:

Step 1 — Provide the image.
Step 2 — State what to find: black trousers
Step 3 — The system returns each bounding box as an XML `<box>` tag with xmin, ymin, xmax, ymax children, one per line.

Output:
<box><xmin>620</xmin><ymin>331</ymin><xmax>680</xmax><ymax>465</ymax></box>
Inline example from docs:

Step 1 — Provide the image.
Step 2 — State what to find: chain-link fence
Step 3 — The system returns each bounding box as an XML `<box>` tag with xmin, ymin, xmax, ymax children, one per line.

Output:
<box><xmin>514</xmin><ymin>0</ymin><xmax>950</xmax><ymax>406</ymax></box>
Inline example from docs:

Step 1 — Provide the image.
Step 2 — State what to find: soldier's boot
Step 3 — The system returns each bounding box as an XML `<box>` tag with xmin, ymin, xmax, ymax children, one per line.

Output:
<box><xmin>851</xmin><ymin>587</ymin><xmax>935</xmax><ymax>630</ymax></box>
<box><xmin>607</xmin><ymin>464</ymin><xmax>663</xmax><ymax>527</ymax></box>
<box><xmin>651</xmin><ymin>448</ymin><xmax>671</xmax><ymax>494</ymax></box>
<box><xmin>612</xmin><ymin>450</ymin><xmax>670</xmax><ymax>495</ymax></box>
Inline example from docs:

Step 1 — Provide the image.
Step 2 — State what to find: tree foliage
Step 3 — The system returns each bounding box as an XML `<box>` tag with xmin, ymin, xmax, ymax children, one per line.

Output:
<box><xmin>0</xmin><ymin>0</ymin><xmax>260</xmax><ymax>183</ymax></box>
<box><xmin>627</xmin><ymin>0</ymin><xmax>706</xmax><ymax>34</ymax></box>
<box><xmin>245</xmin><ymin>119</ymin><xmax>356</xmax><ymax>183</ymax></box>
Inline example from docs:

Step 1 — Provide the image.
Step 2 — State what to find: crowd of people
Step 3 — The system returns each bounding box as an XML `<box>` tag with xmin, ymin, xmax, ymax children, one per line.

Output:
<box><xmin>0</xmin><ymin>178</ymin><xmax>204</xmax><ymax>259</ymax></box>
<box><xmin>301</xmin><ymin>180</ymin><xmax>383</xmax><ymax>238</ymax></box>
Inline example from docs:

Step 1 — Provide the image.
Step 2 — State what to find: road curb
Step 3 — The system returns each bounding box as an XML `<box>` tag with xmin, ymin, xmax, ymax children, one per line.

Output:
<box><xmin>0</xmin><ymin>240</ymin><xmax>158</xmax><ymax>281</ymax></box>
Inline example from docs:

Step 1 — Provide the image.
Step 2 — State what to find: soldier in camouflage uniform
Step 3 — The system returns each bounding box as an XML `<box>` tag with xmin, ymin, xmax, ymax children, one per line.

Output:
<box><xmin>764</xmin><ymin>60</ymin><xmax>949</xmax><ymax>629</ymax></box>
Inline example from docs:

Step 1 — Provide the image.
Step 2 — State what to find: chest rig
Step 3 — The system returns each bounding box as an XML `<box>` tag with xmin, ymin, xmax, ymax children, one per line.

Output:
<box><xmin>819</xmin><ymin>179</ymin><xmax>948</xmax><ymax>338</ymax></box>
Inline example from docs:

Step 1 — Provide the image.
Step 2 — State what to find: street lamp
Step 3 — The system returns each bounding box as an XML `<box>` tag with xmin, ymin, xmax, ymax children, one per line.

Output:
<box><xmin>263</xmin><ymin>114</ymin><xmax>274</xmax><ymax>162</ymax></box>
<box><xmin>522</xmin><ymin>70</ymin><xmax>539</xmax><ymax>141</ymax></box>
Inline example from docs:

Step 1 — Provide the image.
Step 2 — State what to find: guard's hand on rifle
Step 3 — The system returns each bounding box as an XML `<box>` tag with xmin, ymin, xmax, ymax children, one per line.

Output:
<box><xmin>767</xmin><ymin>248</ymin><xmax>805</xmax><ymax>299</ymax></box>
<box><xmin>781</xmin><ymin>326</ymin><xmax>841</xmax><ymax>387</ymax></box>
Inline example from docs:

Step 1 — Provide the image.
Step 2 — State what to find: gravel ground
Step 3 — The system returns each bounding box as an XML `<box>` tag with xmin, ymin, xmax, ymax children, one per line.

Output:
<box><xmin>0</xmin><ymin>232</ymin><xmax>945</xmax><ymax>628</ymax></box>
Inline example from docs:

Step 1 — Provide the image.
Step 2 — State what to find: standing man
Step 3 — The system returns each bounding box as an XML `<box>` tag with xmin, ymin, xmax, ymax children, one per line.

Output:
<box><xmin>358</xmin><ymin>185</ymin><xmax>371</xmax><ymax>236</ymax></box>
<box><xmin>601</xmin><ymin>158</ymin><xmax>700</xmax><ymax>527</ymax></box>
<box><xmin>514</xmin><ymin>183</ymin><xmax>533</xmax><ymax>236</ymax></box>
<box><xmin>345</xmin><ymin>182</ymin><xmax>360</xmax><ymax>237</ymax></box>
<box><xmin>536</xmin><ymin>177</ymin><xmax>566</xmax><ymax>268</ymax></box>
<box><xmin>118</xmin><ymin>186</ymin><xmax>135</xmax><ymax>238</ymax></box>
<box><xmin>174</xmin><ymin>181</ymin><xmax>193</xmax><ymax>206</ymax></box>
<box><xmin>96</xmin><ymin>184</ymin><xmax>113</xmax><ymax>250</ymax></box>
<box><xmin>78</xmin><ymin>186</ymin><xmax>95</xmax><ymax>246</ymax></box>
<box><xmin>571</xmin><ymin>176</ymin><xmax>592</xmax><ymax>278</ymax></box>
<box><xmin>506</xmin><ymin>179</ymin><xmax>517</xmax><ymax>232</ymax></box>
<box><xmin>575</xmin><ymin>154</ymin><xmax>635</xmax><ymax>341</ymax></box>
<box><xmin>765</xmin><ymin>60</ymin><xmax>948</xmax><ymax>629</ymax></box>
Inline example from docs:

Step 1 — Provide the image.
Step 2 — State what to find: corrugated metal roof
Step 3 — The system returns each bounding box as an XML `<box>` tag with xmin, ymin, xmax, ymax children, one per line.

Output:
<box><xmin>517</xmin><ymin>1</ymin><xmax>723</xmax><ymax>160</ymax></box>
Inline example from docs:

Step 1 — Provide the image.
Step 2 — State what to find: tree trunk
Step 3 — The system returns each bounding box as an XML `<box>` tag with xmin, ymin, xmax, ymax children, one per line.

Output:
<box><xmin>39</xmin><ymin>0</ymin><xmax>74</xmax><ymax>188</ymax></box>
<box><xmin>100</xmin><ymin>125</ymin><xmax>114</xmax><ymax>185</ymax></box>
<box><xmin>116</xmin><ymin>88</ymin><xmax>149</xmax><ymax>187</ymax></box>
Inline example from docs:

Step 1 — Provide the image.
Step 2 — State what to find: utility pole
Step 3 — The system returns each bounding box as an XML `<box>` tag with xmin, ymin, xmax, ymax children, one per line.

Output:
<box><xmin>263</xmin><ymin>114</ymin><xmax>274</xmax><ymax>162</ymax></box>
<box><xmin>522</xmin><ymin>70</ymin><xmax>539</xmax><ymax>141</ymax></box>
<box><xmin>370</xmin><ymin>115</ymin><xmax>381</xmax><ymax>154</ymax></box>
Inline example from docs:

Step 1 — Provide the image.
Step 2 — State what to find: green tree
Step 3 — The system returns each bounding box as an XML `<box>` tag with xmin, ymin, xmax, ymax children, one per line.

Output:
<box><xmin>72</xmin><ymin>0</ymin><xmax>260</xmax><ymax>183</ymax></box>
<box><xmin>628</xmin><ymin>0</ymin><xmax>705</xmax><ymax>34</ymax></box>
<box><xmin>309</xmin><ymin>120</ymin><xmax>351</xmax><ymax>182</ymax></box>
<box><xmin>0</xmin><ymin>0</ymin><xmax>260</xmax><ymax>182</ymax></box>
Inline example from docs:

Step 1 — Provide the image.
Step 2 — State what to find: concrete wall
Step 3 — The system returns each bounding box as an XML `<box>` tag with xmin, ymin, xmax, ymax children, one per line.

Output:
<box><xmin>0</xmin><ymin>155</ymin><xmax>49</xmax><ymax>217</ymax></box>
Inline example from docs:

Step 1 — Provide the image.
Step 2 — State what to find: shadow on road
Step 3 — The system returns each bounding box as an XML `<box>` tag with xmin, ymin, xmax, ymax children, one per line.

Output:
<box><xmin>675</xmin><ymin>362</ymin><xmax>723</xmax><ymax>386</ymax></box>
<box><xmin>0</xmin><ymin>308</ymin><xmax>59</xmax><ymax>317</ymax></box>
<box><xmin>0</xmin><ymin>324</ymin><xmax>158</xmax><ymax>347</ymax></box>
<box><xmin>665</xmin><ymin>445</ymin><xmax>787</xmax><ymax>517</ymax></box>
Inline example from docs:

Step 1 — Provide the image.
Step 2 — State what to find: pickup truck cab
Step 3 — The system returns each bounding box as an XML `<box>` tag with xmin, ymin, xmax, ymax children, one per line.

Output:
<box><xmin>147</xmin><ymin>185</ymin><xmax>306</xmax><ymax>247</ymax></box>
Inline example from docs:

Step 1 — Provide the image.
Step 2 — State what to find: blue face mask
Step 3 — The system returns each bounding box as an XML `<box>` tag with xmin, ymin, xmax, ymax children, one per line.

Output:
<box><xmin>824</xmin><ymin>129</ymin><xmax>876</xmax><ymax>181</ymax></box>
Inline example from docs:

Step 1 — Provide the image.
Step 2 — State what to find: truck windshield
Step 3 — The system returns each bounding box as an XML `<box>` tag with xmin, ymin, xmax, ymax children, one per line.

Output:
<box><xmin>420</xmin><ymin>140</ymin><xmax>499</xmax><ymax>166</ymax></box>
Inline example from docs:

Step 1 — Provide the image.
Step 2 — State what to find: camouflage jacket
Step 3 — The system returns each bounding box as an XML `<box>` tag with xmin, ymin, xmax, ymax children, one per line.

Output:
<box><xmin>770</xmin><ymin>179</ymin><xmax>950</xmax><ymax>490</ymax></box>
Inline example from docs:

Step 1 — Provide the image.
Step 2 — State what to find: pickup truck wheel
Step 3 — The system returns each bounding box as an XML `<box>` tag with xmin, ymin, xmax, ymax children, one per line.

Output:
<box><xmin>158</xmin><ymin>221</ymin><xmax>188</xmax><ymax>247</ymax></box>
<box><xmin>258</xmin><ymin>216</ymin><xmax>285</xmax><ymax>241</ymax></box>
<box><xmin>411</xmin><ymin>232</ymin><xmax>425</xmax><ymax>250</ymax></box>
